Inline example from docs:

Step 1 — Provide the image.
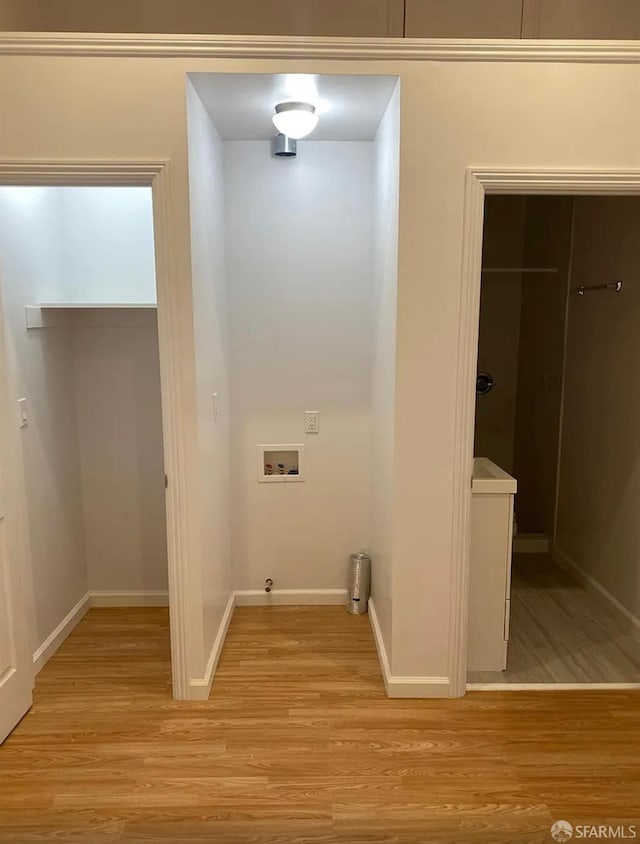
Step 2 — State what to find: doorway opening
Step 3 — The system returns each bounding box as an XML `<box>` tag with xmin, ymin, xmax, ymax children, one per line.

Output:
<box><xmin>467</xmin><ymin>193</ymin><xmax>640</xmax><ymax>687</ymax></box>
<box><xmin>0</xmin><ymin>185</ymin><xmax>171</xmax><ymax>697</ymax></box>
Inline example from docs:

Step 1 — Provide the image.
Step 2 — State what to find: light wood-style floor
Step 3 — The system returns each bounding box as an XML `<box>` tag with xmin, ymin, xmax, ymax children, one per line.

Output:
<box><xmin>468</xmin><ymin>554</ymin><xmax>640</xmax><ymax>684</ymax></box>
<box><xmin>1</xmin><ymin>607</ymin><xmax>639</xmax><ymax>843</ymax></box>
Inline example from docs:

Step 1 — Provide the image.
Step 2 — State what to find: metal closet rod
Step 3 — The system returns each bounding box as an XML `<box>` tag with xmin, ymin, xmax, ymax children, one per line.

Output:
<box><xmin>572</xmin><ymin>280</ymin><xmax>623</xmax><ymax>296</ymax></box>
<box><xmin>481</xmin><ymin>267</ymin><xmax>559</xmax><ymax>273</ymax></box>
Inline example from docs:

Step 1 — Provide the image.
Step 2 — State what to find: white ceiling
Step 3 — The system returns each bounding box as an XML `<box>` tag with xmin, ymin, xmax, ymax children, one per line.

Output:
<box><xmin>189</xmin><ymin>73</ymin><xmax>398</xmax><ymax>142</ymax></box>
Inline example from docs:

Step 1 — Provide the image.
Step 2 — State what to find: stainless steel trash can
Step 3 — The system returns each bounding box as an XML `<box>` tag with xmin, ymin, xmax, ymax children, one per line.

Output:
<box><xmin>346</xmin><ymin>552</ymin><xmax>371</xmax><ymax>615</ymax></box>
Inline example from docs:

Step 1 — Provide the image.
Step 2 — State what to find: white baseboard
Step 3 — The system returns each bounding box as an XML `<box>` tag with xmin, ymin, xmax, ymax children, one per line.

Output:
<box><xmin>32</xmin><ymin>590</ymin><xmax>171</xmax><ymax>673</ymax></box>
<box><xmin>89</xmin><ymin>590</ymin><xmax>170</xmax><ymax>607</ymax></box>
<box><xmin>387</xmin><ymin>677</ymin><xmax>451</xmax><ymax>697</ymax></box>
<box><xmin>369</xmin><ymin>599</ymin><xmax>450</xmax><ymax>698</ymax></box>
<box><xmin>190</xmin><ymin>592</ymin><xmax>236</xmax><ymax>701</ymax></box>
<box><xmin>234</xmin><ymin>588</ymin><xmax>347</xmax><ymax>607</ymax></box>
<box><xmin>189</xmin><ymin>588</ymin><xmax>349</xmax><ymax>698</ymax></box>
<box><xmin>32</xmin><ymin>591</ymin><xmax>91</xmax><ymax>674</ymax></box>
<box><xmin>552</xmin><ymin>546</ymin><xmax>640</xmax><ymax>632</ymax></box>
<box><xmin>513</xmin><ymin>533</ymin><xmax>549</xmax><ymax>554</ymax></box>
<box><xmin>368</xmin><ymin>598</ymin><xmax>392</xmax><ymax>687</ymax></box>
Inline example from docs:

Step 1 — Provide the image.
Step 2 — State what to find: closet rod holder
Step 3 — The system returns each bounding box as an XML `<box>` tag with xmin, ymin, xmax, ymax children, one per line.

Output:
<box><xmin>573</xmin><ymin>280</ymin><xmax>623</xmax><ymax>296</ymax></box>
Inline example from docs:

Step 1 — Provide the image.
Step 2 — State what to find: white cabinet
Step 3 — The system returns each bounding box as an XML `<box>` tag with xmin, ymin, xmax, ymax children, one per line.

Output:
<box><xmin>468</xmin><ymin>458</ymin><xmax>516</xmax><ymax>673</ymax></box>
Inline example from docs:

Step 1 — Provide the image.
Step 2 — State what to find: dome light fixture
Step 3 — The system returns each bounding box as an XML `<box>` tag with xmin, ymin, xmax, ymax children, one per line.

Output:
<box><xmin>272</xmin><ymin>101</ymin><xmax>318</xmax><ymax>140</ymax></box>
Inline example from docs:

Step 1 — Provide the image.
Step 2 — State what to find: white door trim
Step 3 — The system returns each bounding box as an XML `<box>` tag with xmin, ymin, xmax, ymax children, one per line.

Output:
<box><xmin>449</xmin><ymin>168</ymin><xmax>640</xmax><ymax>698</ymax></box>
<box><xmin>1</xmin><ymin>33</ymin><xmax>640</xmax><ymax>64</ymax></box>
<box><xmin>0</xmin><ymin>159</ymin><xmax>190</xmax><ymax>699</ymax></box>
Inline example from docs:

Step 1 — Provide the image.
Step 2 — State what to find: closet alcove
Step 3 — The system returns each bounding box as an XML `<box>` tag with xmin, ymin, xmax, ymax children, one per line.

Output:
<box><xmin>0</xmin><ymin>185</ymin><xmax>168</xmax><ymax>672</ymax></box>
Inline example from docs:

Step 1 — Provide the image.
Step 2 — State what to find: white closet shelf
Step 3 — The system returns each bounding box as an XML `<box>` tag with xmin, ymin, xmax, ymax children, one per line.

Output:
<box><xmin>25</xmin><ymin>303</ymin><xmax>157</xmax><ymax>329</ymax></box>
<box><xmin>36</xmin><ymin>303</ymin><xmax>157</xmax><ymax>309</ymax></box>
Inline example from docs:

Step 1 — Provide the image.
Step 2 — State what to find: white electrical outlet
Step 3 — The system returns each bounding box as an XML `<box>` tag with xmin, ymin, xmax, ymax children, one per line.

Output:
<box><xmin>305</xmin><ymin>410</ymin><xmax>319</xmax><ymax>433</ymax></box>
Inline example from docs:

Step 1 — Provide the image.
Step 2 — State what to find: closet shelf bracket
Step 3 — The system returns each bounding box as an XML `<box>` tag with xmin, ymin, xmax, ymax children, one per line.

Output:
<box><xmin>25</xmin><ymin>306</ymin><xmax>53</xmax><ymax>329</ymax></box>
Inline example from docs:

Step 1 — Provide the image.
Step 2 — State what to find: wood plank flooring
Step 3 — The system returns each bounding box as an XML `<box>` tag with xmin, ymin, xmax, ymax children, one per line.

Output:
<box><xmin>1</xmin><ymin>606</ymin><xmax>639</xmax><ymax>843</ymax></box>
<box><xmin>468</xmin><ymin>554</ymin><xmax>640</xmax><ymax>684</ymax></box>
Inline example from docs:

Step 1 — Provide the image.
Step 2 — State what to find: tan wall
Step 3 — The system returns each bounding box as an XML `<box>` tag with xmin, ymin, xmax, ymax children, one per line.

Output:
<box><xmin>3</xmin><ymin>0</ymin><xmax>640</xmax><ymax>38</ymax></box>
<box><xmin>556</xmin><ymin>197</ymin><xmax>640</xmax><ymax>620</ymax></box>
<box><xmin>474</xmin><ymin>196</ymin><xmax>525</xmax><ymax>474</ymax></box>
<box><xmin>513</xmin><ymin>197</ymin><xmax>573</xmax><ymax>535</ymax></box>
<box><xmin>405</xmin><ymin>0</ymin><xmax>523</xmax><ymax>38</ymax></box>
<box><xmin>0</xmin><ymin>0</ymin><xmax>404</xmax><ymax>36</ymax></box>
<box><xmin>525</xmin><ymin>0</ymin><xmax>640</xmax><ymax>39</ymax></box>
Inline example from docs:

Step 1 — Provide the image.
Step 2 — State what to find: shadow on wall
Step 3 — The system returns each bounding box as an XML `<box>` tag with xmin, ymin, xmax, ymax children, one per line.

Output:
<box><xmin>475</xmin><ymin>195</ymin><xmax>573</xmax><ymax>538</ymax></box>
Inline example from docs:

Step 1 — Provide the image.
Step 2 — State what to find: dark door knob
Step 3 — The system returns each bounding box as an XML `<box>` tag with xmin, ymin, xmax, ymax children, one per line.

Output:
<box><xmin>476</xmin><ymin>372</ymin><xmax>495</xmax><ymax>396</ymax></box>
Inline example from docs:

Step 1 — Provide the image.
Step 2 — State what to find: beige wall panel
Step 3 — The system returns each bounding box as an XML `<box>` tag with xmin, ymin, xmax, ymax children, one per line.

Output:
<box><xmin>475</xmin><ymin>196</ymin><xmax>526</xmax><ymax>475</ymax></box>
<box><xmin>72</xmin><ymin>311</ymin><xmax>168</xmax><ymax>595</ymax></box>
<box><xmin>524</xmin><ymin>0</ymin><xmax>640</xmax><ymax>38</ymax></box>
<box><xmin>370</xmin><ymin>84</ymin><xmax>400</xmax><ymax>668</ymax></box>
<box><xmin>0</xmin><ymin>189</ymin><xmax>88</xmax><ymax>654</ymax></box>
<box><xmin>405</xmin><ymin>0</ymin><xmax>523</xmax><ymax>38</ymax></box>
<box><xmin>0</xmin><ymin>0</ymin><xmax>39</xmax><ymax>29</ymax></box>
<box><xmin>557</xmin><ymin>197</ymin><xmax>640</xmax><ymax>621</ymax></box>
<box><xmin>513</xmin><ymin>197</ymin><xmax>573</xmax><ymax>536</ymax></box>
<box><xmin>0</xmin><ymin>0</ymin><xmax>404</xmax><ymax>36</ymax></box>
<box><xmin>186</xmin><ymin>84</ymin><xmax>233</xmax><ymax>656</ymax></box>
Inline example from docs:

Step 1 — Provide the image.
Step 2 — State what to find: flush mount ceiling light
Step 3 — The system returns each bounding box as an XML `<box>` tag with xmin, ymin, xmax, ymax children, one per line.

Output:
<box><xmin>272</xmin><ymin>101</ymin><xmax>318</xmax><ymax>140</ymax></box>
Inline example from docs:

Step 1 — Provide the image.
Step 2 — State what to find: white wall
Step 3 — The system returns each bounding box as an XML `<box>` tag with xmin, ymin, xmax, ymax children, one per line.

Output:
<box><xmin>72</xmin><ymin>309</ymin><xmax>167</xmax><ymax>593</ymax></box>
<box><xmin>226</xmin><ymin>140</ymin><xmax>374</xmax><ymax>591</ymax></box>
<box><xmin>186</xmin><ymin>82</ymin><xmax>233</xmax><ymax>671</ymax></box>
<box><xmin>0</xmin><ymin>188</ymin><xmax>87</xmax><ymax>650</ymax></box>
<box><xmin>0</xmin><ymin>54</ymin><xmax>204</xmax><ymax>697</ymax></box>
<box><xmin>57</xmin><ymin>187</ymin><xmax>156</xmax><ymax>305</ymax></box>
<box><xmin>389</xmin><ymin>60</ymin><xmax>640</xmax><ymax>681</ymax></box>
<box><xmin>2</xmin><ymin>48</ymin><xmax>640</xmax><ymax>694</ymax></box>
<box><xmin>556</xmin><ymin>197</ymin><xmax>640</xmax><ymax>621</ymax></box>
<box><xmin>370</xmin><ymin>84</ymin><xmax>400</xmax><ymax>666</ymax></box>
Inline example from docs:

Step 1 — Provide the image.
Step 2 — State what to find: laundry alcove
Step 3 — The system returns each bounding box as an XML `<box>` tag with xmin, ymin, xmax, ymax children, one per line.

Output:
<box><xmin>186</xmin><ymin>73</ymin><xmax>400</xmax><ymax>610</ymax></box>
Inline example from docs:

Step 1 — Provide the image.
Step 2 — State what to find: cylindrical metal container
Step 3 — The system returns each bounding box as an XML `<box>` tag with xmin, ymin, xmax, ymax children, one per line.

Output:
<box><xmin>273</xmin><ymin>133</ymin><xmax>297</xmax><ymax>157</ymax></box>
<box><xmin>346</xmin><ymin>552</ymin><xmax>371</xmax><ymax>615</ymax></box>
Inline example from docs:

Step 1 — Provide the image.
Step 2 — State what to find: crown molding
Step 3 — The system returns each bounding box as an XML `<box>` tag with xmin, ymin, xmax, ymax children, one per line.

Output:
<box><xmin>1</xmin><ymin>33</ymin><xmax>640</xmax><ymax>63</ymax></box>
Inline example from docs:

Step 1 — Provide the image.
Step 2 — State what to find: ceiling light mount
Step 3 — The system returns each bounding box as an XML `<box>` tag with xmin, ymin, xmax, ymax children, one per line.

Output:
<box><xmin>273</xmin><ymin>133</ymin><xmax>297</xmax><ymax>158</ymax></box>
<box><xmin>272</xmin><ymin>101</ymin><xmax>318</xmax><ymax>140</ymax></box>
